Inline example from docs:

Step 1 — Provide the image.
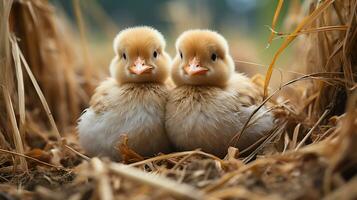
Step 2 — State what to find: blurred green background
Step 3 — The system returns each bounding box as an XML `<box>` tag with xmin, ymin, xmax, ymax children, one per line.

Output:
<box><xmin>52</xmin><ymin>0</ymin><xmax>296</xmax><ymax>79</ymax></box>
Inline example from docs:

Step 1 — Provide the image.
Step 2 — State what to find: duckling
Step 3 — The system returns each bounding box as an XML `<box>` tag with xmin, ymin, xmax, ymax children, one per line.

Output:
<box><xmin>166</xmin><ymin>30</ymin><xmax>275</xmax><ymax>157</ymax></box>
<box><xmin>78</xmin><ymin>26</ymin><xmax>172</xmax><ymax>161</ymax></box>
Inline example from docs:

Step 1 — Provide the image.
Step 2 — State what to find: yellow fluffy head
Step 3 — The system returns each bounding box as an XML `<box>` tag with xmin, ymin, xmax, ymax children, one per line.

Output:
<box><xmin>110</xmin><ymin>26</ymin><xmax>171</xmax><ymax>84</ymax></box>
<box><xmin>171</xmin><ymin>29</ymin><xmax>234</xmax><ymax>87</ymax></box>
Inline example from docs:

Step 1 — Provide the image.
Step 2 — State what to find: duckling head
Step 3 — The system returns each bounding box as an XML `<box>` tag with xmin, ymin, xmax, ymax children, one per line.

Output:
<box><xmin>172</xmin><ymin>29</ymin><xmax>234</xmax><ymax>88</ymax></box>
<box><xmin>110</xmin><ymin>26</ymin><xmax>171</xmax><ymax>84</ymax></box>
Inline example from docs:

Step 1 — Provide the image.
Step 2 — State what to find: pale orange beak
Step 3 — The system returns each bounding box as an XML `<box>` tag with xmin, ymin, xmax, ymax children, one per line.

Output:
<box><xmin>184</xmin><ymin>57</ymin><xmax>209</xmax><ymax>76</ymax></box>
<box><xmin>129</xmin><ymin>57</ymin><xmax>153</xmax><ymax>75</ymax></box>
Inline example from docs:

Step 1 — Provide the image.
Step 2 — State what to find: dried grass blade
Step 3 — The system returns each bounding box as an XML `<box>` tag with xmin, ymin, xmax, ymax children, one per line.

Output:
<box><xmin>0</xmin><ymin>0</ymin><xmax>14</xmax><ymax>143</ymax></box>
<box><xmin>10</xmin><ymin>35</ymin><xmax>25</xmax><ymax>140</ymax></box>
<box><xmin>64</xmin><ymin>144</ymin><xmax>90</xmax><ymax>160</ymax></box>
<box><xmin>130</xmin><ymin>150</ymin><xmax>221</xmax><ymax>167</ymax></box>
<box><xmin>0</xmin><ymin>148</ymin><xmax>63</xmax><ymax>170</ymax></box>
<box><xmin>109</xmin><ymin>162</ymin><xmax>204</xmax><ymax>200</ymax></box>
<box><xmin>18</xmin><ymin>41</ymin><xmax>87</xmax><ymax>159</ymax></box>
<box><xmin>243</xmin><ymin>122</ymin><xmax>287</xmax><ymax>163</ymax></box>
<box><xmin>19</xmin><ymin>51</ymin><xmax>61</xmax><ymax>141</ymax></box>
<box><xmin>91</xmin><ymin>158</ymin><xmax>113</xmax><ymax>200</ymax></box>
<box><xmin>1</xmin><ymin>88</ymin><xmax>28</xmax><ymax>172</ymax></box>
<box><xmin>272</xmin><ymin>25</ymin><xmax>348</xmax><ymax>39</ymax></box>
<box><xmin>295</xmin><ymin>109</ymin><xmax>329</xmax><ymax>150</ymax></box>
<box><xmin>239</xmin><ymin>133</ymin><xmax>270</xmax><ymax>155</ymax></box>
<box><xmin>323</xmin><ymin>91</ymin><xmax>357</xmax><ymax>193</ymax></box>
<box><xmin>290</xmin><ymin>123</ymin><xmax>301</xmax><ymax>149</ymax></box>
<box><xmin>267</xmin><ymin>0</ymin><xmax>284</xmax><ymax>47</ymax></box>
<box><xmin>263</xmin><ymin>0</ymin><xmax>336</xmax><ymax>98</ymax></box>
<box><xmin>342</xmin><ymin>0</ymin><xmax>357</xmax><ymax>88</ymax></box>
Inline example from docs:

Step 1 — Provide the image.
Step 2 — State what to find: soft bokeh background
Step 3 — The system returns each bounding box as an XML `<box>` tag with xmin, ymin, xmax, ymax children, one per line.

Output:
<box><xmin>52</xmin><ymin>0</ymin><xmax>296</xmax><ymax>85</ymax></box>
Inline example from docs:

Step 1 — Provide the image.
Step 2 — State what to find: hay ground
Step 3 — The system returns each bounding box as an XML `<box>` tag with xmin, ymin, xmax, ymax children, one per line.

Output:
<box><xmin>0</xmin><ymin>0</ymin><xmax>356</xmax><ymax>199</ymax></box>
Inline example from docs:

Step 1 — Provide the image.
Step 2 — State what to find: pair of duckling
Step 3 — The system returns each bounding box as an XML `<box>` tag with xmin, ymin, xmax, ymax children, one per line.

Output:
<box><xmin>77</xmin><ymin>26</ymin><xmax>275</xmax><ymax>161</ymax></box>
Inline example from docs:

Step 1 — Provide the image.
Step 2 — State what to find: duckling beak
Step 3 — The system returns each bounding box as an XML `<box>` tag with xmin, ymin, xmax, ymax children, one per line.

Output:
<box><xmin>129</xmin><ymin>57</ymin><xmax>153</xmax><ymax>75</ymax></box>
<box><xmin>184</xmin><ymin>57</ymin><xmax>209</xmax><ymax>76</ymax></box>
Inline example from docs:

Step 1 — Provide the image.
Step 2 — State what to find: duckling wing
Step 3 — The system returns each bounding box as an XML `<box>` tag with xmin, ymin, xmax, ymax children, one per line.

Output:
<box><xmin>89</xmin><ymin>78</ymin><xmax>119</xmax><ymax>114</ymax></box>
<box><xmin>228</xmin><ymin>73</ymin><xmax>263</xmax><ymax>106</ymax></box>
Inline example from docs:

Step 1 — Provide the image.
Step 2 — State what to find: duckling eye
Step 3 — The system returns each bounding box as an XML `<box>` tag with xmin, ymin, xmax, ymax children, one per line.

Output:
<box><xmin>180</xmin><ymin>51</ymin><xmax>183</xmax><ymax>59</ymax></box>
<box><xmin>153</xmin><ymin>51</ymin><xmax>158</xmax><ymax>58</ymax></box>
<box><xmin>122</xmin><ymin>53</ymin><xmax>126</xmax><ymax>60</ymax></box>
<box><xmin>211</xmin><ymin>53</ymin><xmax>217</xmax><ymax>61</ymax></box>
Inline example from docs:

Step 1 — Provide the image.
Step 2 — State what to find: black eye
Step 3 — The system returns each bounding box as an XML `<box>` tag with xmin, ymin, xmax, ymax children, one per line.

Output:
<box><xmin>153</xmin><ymin>51</ymin><xmax>158</xmax><ymax>58</ymax></box>
<box><xmin>180</xmin><ymin>51</ymin><xmax>183</xmax><ymax>59</ymax></box>
<box><xmin>122</xmin><ymin>53</ymin><xmax>126</xmax><ymax>60</ymax></box>
<box><xmin>211</xmin><ymin>53</ymin><xmax>217</xmax><ymax>61</ymax></box>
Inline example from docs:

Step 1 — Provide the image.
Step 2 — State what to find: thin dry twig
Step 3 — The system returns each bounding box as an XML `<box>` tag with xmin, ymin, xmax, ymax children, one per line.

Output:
<box><xmin>295</xmin><ymin>109</ymin><xmax>329</xmax><ymax>150</ymax></box>
<box><xmin>0</xmin><ymin>148</ymin><xmax>63</xmax><ymax>170</ymax></box>
<box><xmin>130</xmin><ymin>150</ymin><xmax>222</xmax><ymax>167</ymax></box>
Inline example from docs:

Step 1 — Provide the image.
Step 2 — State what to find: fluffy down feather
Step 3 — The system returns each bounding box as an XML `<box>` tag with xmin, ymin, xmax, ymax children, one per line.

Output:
<box><xmin>78</xmin><ymin>26</ymin><xmax>172</xmax><ymax>160</ymax></box>
<box><xmin>166</xmin><ymin>29</ymin><xmax>275</xmax><ymax>157</ymax></box>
